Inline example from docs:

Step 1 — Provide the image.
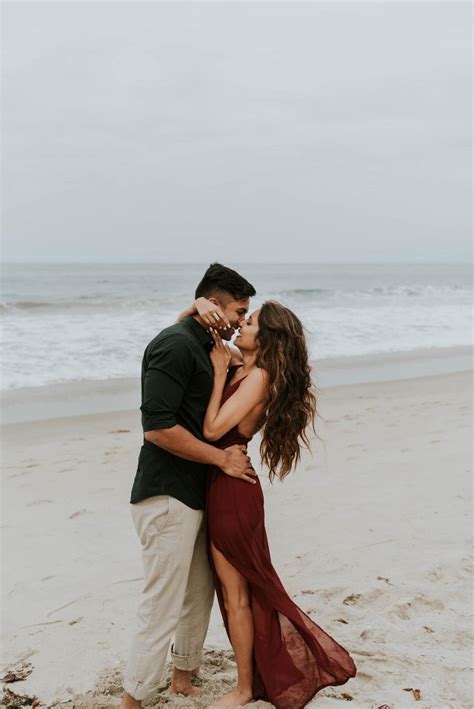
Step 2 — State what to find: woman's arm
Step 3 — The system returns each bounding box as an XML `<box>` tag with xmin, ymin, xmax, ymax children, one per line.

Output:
<box><xmin>176</xmin><ymin>303</ymin><xmax>197</xmax><ymax>322</ymax></box>
<box><xmin>203</xmin><ymin>369</ymin><xmax>267</xmax><ymax>441</ymax></box>
<box><xmin>228</xmin><ymin>345</ymin><xmax>243</xmax><ymax>367</ymax></box>
<box><xmin>204</xmin><ymin>368</ymin><xmax>229</xmax><ymax>441</ymax></box>
<box><xmin>204</xmin><ymin>331</ymin><xmax>267</xmax><ymax>441</ymax></box>
<box><xmin>176</xmin><ymin>297</ymin><xmax>231</xmax><ymax>329</ymax></box>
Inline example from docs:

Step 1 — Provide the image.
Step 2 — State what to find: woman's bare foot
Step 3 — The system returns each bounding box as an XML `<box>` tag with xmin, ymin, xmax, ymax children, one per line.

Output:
<box><xmin>209</xmin><ymin>687</ymin><xmax>253</xmax><ymax>708</ymax></box>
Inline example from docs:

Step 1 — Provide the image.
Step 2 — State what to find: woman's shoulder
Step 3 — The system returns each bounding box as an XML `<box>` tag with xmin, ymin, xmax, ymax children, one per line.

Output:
<box><xmin>244</xmin><ymin>366</ymin><xmax>269</xmax><ymax>388</ymax></box>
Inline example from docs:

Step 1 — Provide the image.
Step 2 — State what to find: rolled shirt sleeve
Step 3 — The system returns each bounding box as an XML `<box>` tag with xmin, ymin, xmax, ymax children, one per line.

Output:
<box><xmin>140</xmin><ymin>334</ymin><xmax>194</xmax><ymax>432</ymax></box>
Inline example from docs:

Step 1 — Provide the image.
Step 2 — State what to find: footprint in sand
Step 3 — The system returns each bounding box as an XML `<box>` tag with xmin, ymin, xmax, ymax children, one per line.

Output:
<box><xmin>351</xmin><ymin>670</ymin><xmax>373</xmax><ymax>684</ymax></box>
<box><xmin>68</xmin><ymin>509</ymin><xmax>91</xmax><ymax>519</ymax></box>
<box><xmin>68</xmin><ymin>616</ymin><xmax>83</xmax><ymax>626</ymax></box>
<box><xmin>359</xmin><ymin>626</ymin><xmax>390</xmax><ymax>643</ymax></box>
<box><xmin>376</xmin><ymin>576</ymin><xmax>393</xmax><ymax>585</ymax></box>
<box><xmin>343</xmin><ymin>593</ymin><xmax>362</xmax><ymax>606</ymax></box>
<box><xmin>389</xmin><ymin>593</ymin><xmax>444</xmax><ymax>621</ymax></box>
<box><xmin>351</xmin><ymin>647</ymin><xmax>379</xmax><ymax>657</ymax></box>
<box><xmin>307</xmin><ymin>587</ymin><xmax>348</xmax><ymax>603</ymax></box>
<box><xmin>343</xmin><ymin>587</ymin><xmax>386</xmax><ymax>608</ymax></box>
<box><xmin>426</xmin><ymin>564</ymin><xmax>446</xmax><ymax>582</ymax></box>
<box><xmin>8</xmin><ymin>469</ymin><xmax>35</xmax><ymax>479</ymax></box>
<box><xmin>79</xmin><ymin>649</ymin><xmax>241</xmax><ymax>707</ymax></box>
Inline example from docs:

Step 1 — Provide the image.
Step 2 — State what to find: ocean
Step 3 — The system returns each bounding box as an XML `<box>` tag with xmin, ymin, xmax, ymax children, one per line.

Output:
<box><xmin>1</xmin><ymin>262</ymin><xmax>472</xmax><ymax>390</ymax></box>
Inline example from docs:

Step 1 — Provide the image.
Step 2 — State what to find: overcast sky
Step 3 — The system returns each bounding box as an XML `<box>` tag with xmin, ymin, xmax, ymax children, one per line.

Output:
<box><xmin>2</xmin><ymin>1</ymin><xmax>471</xmax><ymax>263</ymax></box>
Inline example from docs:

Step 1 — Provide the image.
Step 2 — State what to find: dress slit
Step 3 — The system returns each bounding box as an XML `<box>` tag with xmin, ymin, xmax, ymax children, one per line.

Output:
<box><xmin>206</xmin><ymin>367</ymin><xmax>357</xmax><ymax>708</ymax></box>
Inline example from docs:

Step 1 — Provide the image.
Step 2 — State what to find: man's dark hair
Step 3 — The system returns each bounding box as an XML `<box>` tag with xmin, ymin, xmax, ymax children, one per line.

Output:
<box><xmin>195</xmin><ymin>263</ymin><xmax>256</xmax><ymax>301</ymax></box>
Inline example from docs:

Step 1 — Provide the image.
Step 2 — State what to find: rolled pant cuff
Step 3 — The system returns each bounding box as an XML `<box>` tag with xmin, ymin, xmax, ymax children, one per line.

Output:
<box><xmin>123</xmin><ymin>677</ymin><xmax>161</xmax><ymax>701</ymax></box>
<box><xmin>170</xmin><ymin>644</ymin><xmax>202</xmax><ymax>671</ymax></box>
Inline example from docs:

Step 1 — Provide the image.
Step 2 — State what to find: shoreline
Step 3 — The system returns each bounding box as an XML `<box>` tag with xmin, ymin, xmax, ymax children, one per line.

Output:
<box><xmin>2</xmin><ymin>345</ymin><xmax>472</xmax><ymax>425</ymax></box>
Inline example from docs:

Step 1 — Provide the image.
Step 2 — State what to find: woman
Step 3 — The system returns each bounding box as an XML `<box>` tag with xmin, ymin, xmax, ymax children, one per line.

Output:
<box><xmin>188</xmin><ymin>299</ymin><xmax>357</xmax><ymax>708</ymax></box>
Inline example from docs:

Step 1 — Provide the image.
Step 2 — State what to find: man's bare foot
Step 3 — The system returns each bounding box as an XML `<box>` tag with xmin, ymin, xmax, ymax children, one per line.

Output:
<box><xmin>209</xmin><ymin>687</ymin><xmax>253</xmax><ymax>708</ymax></box>
<box><xmin>170</xmin><ymin>667</ymin><xmax>202</xmax><ymax>697</ymax></box>
<box><xmin>120</xmin><ymin>692</ymin><xmax>141</xmax><ymax>709</ymax></box>
<box><xmin>170</xmin><ymin>684</ymin><xmax>202</xmax><ymax>697</ymax></box>
<box><xmin>170</xmin><ymin>683</ymin><xmax>203</xmax><ymax>697</ymax></box>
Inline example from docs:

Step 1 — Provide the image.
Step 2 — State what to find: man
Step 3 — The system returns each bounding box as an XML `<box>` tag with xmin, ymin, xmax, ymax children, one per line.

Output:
<box><xmin>121</xmin><ymin>264</ymin><xmax>257</xmax><ymax>708</ymax></box>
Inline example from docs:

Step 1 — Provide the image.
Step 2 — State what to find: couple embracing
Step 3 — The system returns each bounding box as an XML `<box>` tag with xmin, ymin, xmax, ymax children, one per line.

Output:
<box><xmin>121</xmin><ymin>264</ymin><xmax>356</xmax><ymax>709</ymax></box>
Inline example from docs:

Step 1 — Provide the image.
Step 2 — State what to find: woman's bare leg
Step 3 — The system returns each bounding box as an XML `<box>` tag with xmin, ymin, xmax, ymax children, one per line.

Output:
<box><xmin>210</xmin><ymin>542</ymin><xmax>254</xmax><ymax>708</ymax></box>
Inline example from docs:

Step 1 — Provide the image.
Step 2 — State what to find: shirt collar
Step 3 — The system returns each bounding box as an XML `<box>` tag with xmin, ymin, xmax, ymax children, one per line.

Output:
<box><xmin>183</xmin><ymin>316</ymin><xmax>214</xmax><ymax>351</ymax></box>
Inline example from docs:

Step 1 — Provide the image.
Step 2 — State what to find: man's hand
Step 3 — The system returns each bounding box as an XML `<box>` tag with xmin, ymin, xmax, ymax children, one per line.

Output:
<box><xmin>220</xmin><ymin>444</ymin><xmax>257</xmax><ymax>484</ymax></box>
<box><xmin>145</xmin><ymin>426</ymin><xmax>257</xmax><ymax>482</ymax></box>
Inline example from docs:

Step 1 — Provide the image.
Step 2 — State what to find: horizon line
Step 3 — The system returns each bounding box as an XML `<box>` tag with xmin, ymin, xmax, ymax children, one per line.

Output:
<box><xmin>2</xmin><ymin>260</ymin><xmax>473</xmax><ymax>266</ymax></box>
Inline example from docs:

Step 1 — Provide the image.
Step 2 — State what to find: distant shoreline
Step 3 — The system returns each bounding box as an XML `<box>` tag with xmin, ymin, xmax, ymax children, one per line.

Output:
<box><xmin>2</xmin><ymin>345</ymin><xmax>472</xmax><ymax>425</ymax></box>
<box><xmin>4</xmin><ymin>262</ymin><xmax>471</xmax><ymax>391</ymax></box>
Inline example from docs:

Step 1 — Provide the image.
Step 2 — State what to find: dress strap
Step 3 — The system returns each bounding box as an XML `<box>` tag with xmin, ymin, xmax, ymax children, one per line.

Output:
<box><xmin>225</xmin><ymin>364</ymin><xmax>244</xmax><ymax>386</ymax></box>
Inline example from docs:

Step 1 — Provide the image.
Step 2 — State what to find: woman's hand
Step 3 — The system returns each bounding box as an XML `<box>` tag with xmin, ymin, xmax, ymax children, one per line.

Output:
<box><xmin>195</xmin><ymin>297</ymin><xmax>232</xmax><ymax>332</ymax></box>
<box><xmin>209</xmin><ymin>328</ymin><xmax>232</xmax><ymax>376</ymax></box>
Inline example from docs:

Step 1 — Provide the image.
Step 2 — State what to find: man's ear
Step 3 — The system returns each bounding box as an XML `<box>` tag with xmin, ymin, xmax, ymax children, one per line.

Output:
<box><xmin>208</xmin><ymin>297</ymin><xmax>220</xmax><ymax>306</ymax></box>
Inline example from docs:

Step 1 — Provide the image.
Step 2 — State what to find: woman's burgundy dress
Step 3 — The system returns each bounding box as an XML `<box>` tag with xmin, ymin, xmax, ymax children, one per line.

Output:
<box><xmin>206</xmin><ymin>367</ymin><xmax>357</xmax><ymax>709</ymax></box>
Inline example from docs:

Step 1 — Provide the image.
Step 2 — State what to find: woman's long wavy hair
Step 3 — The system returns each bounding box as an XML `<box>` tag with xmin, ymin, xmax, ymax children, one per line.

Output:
<box><xmin>256</xmin><ymin>301</ymin><xmax>318</xmax><ymax>482</ymax></box>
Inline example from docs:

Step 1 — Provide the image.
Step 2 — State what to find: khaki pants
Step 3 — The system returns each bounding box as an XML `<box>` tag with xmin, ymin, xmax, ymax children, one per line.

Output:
<box><xmin>123</xmin><ymin>495</ymin><xmax>214</xmax><ymax>700</ymax></box>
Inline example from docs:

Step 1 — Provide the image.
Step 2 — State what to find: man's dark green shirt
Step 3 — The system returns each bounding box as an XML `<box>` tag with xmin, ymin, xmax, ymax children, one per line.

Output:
<box><xmin>130</xmin><ymin>317</ymin><xmax>214</xmax><ymax>509</ymax></box>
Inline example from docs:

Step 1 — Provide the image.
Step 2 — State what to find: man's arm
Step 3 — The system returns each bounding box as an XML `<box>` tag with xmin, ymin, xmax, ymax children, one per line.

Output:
<box><xmin>145</xmin><ymin>425</ymin><xmax>256</xmax><ymax>482</ymax></box>
<box><xmin>142</xmin><ymin>334</ymin><xmax>256</xmax><ymax>483</ymax></box>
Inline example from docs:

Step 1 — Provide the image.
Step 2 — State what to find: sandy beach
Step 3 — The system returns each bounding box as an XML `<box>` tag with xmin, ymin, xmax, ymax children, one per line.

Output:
<box><xmin>3</xmin><ymin>0</ymin><xmax>472</xmax><ymax>703</ymax></box>
<box><xmin>1</xmin><ymin>357</ymin><xmax>472</xmax><ymax>708</ymax></box>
